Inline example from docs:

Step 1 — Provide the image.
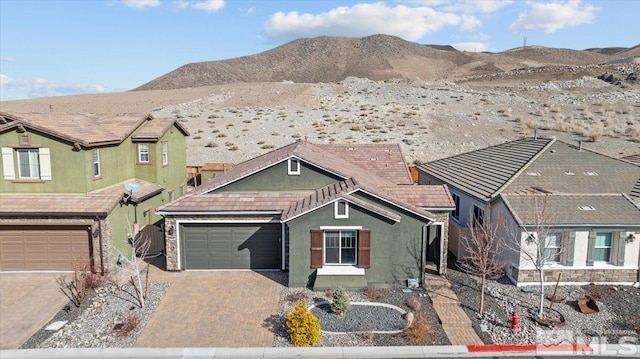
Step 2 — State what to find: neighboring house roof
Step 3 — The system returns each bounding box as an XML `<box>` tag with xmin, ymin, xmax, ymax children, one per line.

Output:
<box><xmin>0</xmin><ymin>194</ymin><xmax>119</xmax><ymax>217</ymax></box>
<box><xmin>622</xmin><ymin>154</ymin><xmax>640</xmax><ymax>164</ymax></box>
<box><xmin>0</xmin><ymin>111</ymin><xmax>189</xmax><ymax>147</ymax></box>
<box><xmin>501</xmin><ymin>193</ymin><xmax>640</xmax><ymax>227</ymax></box>
<box><xmin>417</xmin><ymin>138</ymin><xmax>554</xmax><ymax>201</ymax></box>
<box><xmin>159</xmin><ymin>192</ymin><xmax>308</xmax><ymax>213</ymax></box>
<box><xmin>160</xmin><ymin>141</ymin><xmax>453</xmax><ymax>222</ymax></box>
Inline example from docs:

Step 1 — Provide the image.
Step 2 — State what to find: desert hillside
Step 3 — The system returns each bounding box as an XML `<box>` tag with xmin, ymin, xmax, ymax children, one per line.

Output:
<box><xmin>135</xmin><ymin>35</ymin><xmax>638</xmax><ymax>91</ymax></box>
<box><xmin>1</xmin><ymin>35</ymin><xmax>639</xmax><ymax>167</ymax></box>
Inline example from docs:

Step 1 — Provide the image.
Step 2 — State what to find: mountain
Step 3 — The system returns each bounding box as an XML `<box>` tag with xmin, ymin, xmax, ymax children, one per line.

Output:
<box><xmin>132</xmin><ymin>34</ymin><xmax>636</xmax><ymax>91</ymax></box>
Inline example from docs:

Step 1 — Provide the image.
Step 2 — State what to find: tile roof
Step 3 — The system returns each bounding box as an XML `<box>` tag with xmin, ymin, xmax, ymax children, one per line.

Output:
<box><xmin>501</xmin><ymin>193</ymin><xmax>640</xmax><ymax>227</ymax></box>
<box><xmin>0</xmin><ymin>111</ymin><xmax>188</xmax><ymax>147</ymax></box>
<box><xmin>0</xmin><ymin>194</ymin><xmax>119</xmax><ymax>217</ymax></box>
<box><xmin>159</xmin><ymin>192</ymin><xmax>307</xmax><ymax>212</ymax></box>
<box><xmin>418</xmin><ymin>138</ymin><xmax>553</xmax><ymax>200</ymax></box>
<box><xmin>380</xmin><ymin>184</ymin><xmax>455</xmax><ymax>209</ymax></box>
<box><xmin>505</xmin><ymin>141</ymin><xmax>640</xmax><ymax>195</ymax></box>
<box><xmin>316</xmin><ymin>143</ymin><xmax>413</xmax><ymax>184</ymax></box>
<box><xmin>622</xmin><ymin>154</ymin><xmax>640</xmax><ymax>164</ymax></box>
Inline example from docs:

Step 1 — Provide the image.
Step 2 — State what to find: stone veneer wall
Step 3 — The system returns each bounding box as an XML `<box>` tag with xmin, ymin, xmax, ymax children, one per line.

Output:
<box><xmin>515</xmin><ymin>268</ymin><xmax>638</xmax><ymax>285</ymax></box>
<box><xmin>432</xmin><ymin>211</ymin><xmax>450</xmax><ymax>275</ymax></box>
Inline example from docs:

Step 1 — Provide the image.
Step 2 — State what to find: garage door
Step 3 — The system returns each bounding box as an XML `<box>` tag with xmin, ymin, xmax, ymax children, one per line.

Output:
<box><xmin>0</xmin><ymin>226</ymin><xmax>91</xmax><ymax>271</ymax></box>
<box><xmin>182</xmin><ymin>223</ymin><xmax>281</xmax><ymax>270</ymax></box>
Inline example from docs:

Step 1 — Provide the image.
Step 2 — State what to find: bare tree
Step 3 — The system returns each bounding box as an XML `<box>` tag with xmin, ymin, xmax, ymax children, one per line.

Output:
<box><xmin>505</xmin><ymin>191</ymin><xmax>562</xmax><ymax>318</ymax></box>
<box><xmin>458</xmin><ymin>210</ymin><xmax>506</xmax><ymax>315</ymax></box>
<box><xmin>115</xmin><ymin>217</ymin><xmax>152</xmax><ymax>308</ymax></box>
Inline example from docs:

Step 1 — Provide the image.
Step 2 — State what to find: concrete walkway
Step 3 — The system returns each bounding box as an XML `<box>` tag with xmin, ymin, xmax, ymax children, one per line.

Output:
<box><xmin>424</xmin><ymin>271</ymin><xmax>484</xmax><ymax>346</ymax></box>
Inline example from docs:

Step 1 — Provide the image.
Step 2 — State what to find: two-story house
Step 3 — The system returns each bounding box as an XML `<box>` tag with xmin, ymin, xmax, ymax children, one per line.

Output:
<box><xmin>417</xmin><ymin>137</ymin><xmax>640</xmax><ymax>286</ymax></box>
<box><xmin>157</xmin><ymin>140</ymin><xmax>455</xmax><ymax>290</ymax></box>
<box><xmin>0</xmin><ymin>111</ymin><xmax>189</xmax><ymax>273</ymax></box>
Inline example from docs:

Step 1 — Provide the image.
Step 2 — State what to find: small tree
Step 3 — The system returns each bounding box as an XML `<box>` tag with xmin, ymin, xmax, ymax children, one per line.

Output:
<box><xmin>505</xmin><ymin>191</ymin><xmax>562</xmax><ymax>318</ymax></box>
<box><xmin>458</xmin><ymin>211</ymin><xmax>506</xmax><ymax>315</ymax></box>
<box><xmin>115</xmin><ymin>217</ymin><xmax>152</xmax><ymax>308</ymax></box>
<box><xmin>330</xmin><ymin>286</ymin><xmax>351</xmax><ymax>316</ymax></box>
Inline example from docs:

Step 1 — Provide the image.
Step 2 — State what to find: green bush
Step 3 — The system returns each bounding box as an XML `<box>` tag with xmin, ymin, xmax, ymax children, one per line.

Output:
<box><xmin>286</xmin><ymin>303</ymin><xmax>321</xmax><ymax>346</ymax></box>
<box><xmin>330</xmin><ymin>286</ymin><xmax>351</xmax><ymax>316</ymax></box>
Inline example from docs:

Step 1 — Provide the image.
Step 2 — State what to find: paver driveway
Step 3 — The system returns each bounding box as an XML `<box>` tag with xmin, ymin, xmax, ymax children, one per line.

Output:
<box><xmin>0</xmin><ymin>273</ymin><xmax>69</xmax><ymax>349</ymax></box>
<box><xmin>135</xmin><ymin>270</ymin><xmax>283</xmax><ymax>348</ymax></box>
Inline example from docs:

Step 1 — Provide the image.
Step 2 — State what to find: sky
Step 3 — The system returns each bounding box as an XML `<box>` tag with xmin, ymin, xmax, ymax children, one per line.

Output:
<box><xmin>0</xmin><ymin>0</ymin><xmax>638</xmax><ymax>100</ymax></box>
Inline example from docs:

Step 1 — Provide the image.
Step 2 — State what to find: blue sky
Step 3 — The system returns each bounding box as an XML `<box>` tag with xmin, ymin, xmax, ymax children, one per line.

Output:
<box><xmin>1</xmin><ymin>0</ymin><xmax>638</xmax><ymax>100</ymax></box>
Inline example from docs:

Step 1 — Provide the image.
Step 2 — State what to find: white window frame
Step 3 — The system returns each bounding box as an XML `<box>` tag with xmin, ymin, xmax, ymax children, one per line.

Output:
<box><xmin>544</xmin><ymin>233</ymin><xmax>562</xmax><ymax>263</ymax></box>
<box><xmin>594</xmin><ymin>232</ymin><xmax>612</xmax><ymax>263</ymax></box>
<box><xmin>138</xmin><ymin>143</ymin><xmax>150</xmax><ymax>163</ymax></box>
<box><xmin>16</xmin><ymin>148</ymin><xmax>40</xmax><ymax>179</ymax></box>
<box><xmin>334</xmin><ymin>200</ymin><xmax>349</xmax><ymax>219</ymax></box>
<box><xmin>93</xmin><ymin>149</ymin><xmax>101</xmax><ymax>178</ymax></box>
<box><xmin>324</xmin><ymin>230</ymin><xmax>357</xmax><ymax>265</ymax></box>
<box><xmin>161</xmin><ymin>141</ymin><xmax>168</xmax><ymax>166</ymax></box>
<box><xmin>450</xmin><ymin>192</ymin><xmax>460</xmax><ymax>221</ymax></box>
<box><xmin>287</xmin><ymin>158</ymin><xmax>300</xmax><ymax>175</ymax></box>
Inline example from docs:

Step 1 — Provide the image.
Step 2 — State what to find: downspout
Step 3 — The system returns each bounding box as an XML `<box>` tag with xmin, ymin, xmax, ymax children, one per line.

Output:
<box><xmin>281</xmin><ymin>222</ymin><xmax>286</xmax><ymax>271</ymax></box>
<box><xmin>95</xmin><ymin>216</ymin><xmax>105</xmax><ymax>276</ymax></box>
<box><xmin>421</xmin><ymin>225</ymin><xmax>427</xmax><ymax>287</ymax></box>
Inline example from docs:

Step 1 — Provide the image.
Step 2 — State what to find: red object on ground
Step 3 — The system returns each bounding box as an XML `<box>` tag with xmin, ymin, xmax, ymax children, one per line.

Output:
<box><xmin>511</xmin><ymin>311</ymin><xmax>520</xmax><ymax>332</ymax></box>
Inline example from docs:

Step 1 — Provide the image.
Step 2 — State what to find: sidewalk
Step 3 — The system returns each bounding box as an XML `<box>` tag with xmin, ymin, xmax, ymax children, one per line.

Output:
<box><xmin>424</xmin><ymin>270</ymin><xmax>484</xmax><ymax>346</ymax></box>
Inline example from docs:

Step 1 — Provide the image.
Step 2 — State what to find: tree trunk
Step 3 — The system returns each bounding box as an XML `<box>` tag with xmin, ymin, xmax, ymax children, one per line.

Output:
<box><xmin>538</xmin><ymin>268</ymin><xmax>545</xmax><ymax>318</ymax></box>
<box><xmin>479</xmin><ymin>275</ymin><xmax>486</xmax><ymax>315</ymax></box>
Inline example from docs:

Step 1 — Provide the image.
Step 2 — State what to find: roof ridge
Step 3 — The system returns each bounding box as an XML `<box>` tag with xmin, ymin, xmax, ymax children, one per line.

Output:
<box><xmin>490</xmin><ymin>137</ymin><xmax>556</xmax><ymax>198</ymax></box>
<box><xmin>554</xmin><ymin>138</ymin><xmax>640</xmax><ymax>168</ymax></box>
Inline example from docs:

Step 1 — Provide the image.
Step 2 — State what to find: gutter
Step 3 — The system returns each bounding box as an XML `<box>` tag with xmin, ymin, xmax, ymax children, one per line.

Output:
<box><xmin>155</xmin><ymin>210</ymin><xmax>283</xmax><ymax>216</ymax></box>
<box><xmin>0</xmin><ymin>211</ymin><xmax>109</xmax><ymax>218</ymax></box>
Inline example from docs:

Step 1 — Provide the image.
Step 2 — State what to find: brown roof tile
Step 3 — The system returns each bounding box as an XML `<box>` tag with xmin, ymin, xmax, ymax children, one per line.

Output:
<box><xmin>0</xmin><ymin>194</ymin><xmax>119</xmax><ymax>216</ymax></box>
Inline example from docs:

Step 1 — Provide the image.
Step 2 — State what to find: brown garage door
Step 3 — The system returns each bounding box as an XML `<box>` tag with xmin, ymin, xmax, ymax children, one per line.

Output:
<box><xmin>0</xmin><ymin>226</ymin><xmax>91</xmax><ymax>271</ymax></box>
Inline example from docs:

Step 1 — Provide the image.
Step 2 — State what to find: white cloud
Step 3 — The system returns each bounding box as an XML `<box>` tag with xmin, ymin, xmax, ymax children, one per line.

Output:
<box><xmin>0</xmin><ymin>74</ymin><xmax>105</xmax><ymax>99</ymax></box>
<box><xmin>264</xmin><ymin>2</ymin><xmax>461</xmax><ymax>43</ymax></box>
<box><xmin>192</xmin><ymin>0</ymin><xmax>224</xmax><ymax>13</ymax></box>
<box><xmin>173</xmin><ymin>1</ymin><xmax>189</xmax><ymax>10</ymax></box>
<box><xmin>409</xmin><ymin>0</ymin><xmax>513</xmax><ymax>13</ymax></box>
<box><xmin>509</xmin><ymin>0</ymin><xmax>597</xmax><ymax>33</ymax></box>
<box><xmin>121</xmin><ymin>0</ymin><xmax>160</xmax><ymax>9</ymax></box>
<box><xmin>452</xmin><ymin>42</ymin><xmax>490</xmax><ymax>52</ymax></box>
<box><xmin>460</xmin><ymin>14</ymin><xmax>482</xmax><ymax>31</ymax></box>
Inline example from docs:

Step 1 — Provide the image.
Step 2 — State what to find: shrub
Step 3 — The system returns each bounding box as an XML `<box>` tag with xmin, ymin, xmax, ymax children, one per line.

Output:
<box><xmin>365</xmin><ymin>286</ymin><xmax>386</xmax><ymax>301</ymax></box>
<box><xmin>113</xmin><ymin>310</ymin><xmax>141</xmax><ymax>337</ymax></box>
<box><xmin>406</xmin><ymin>296</ymin><xmax>421</xmax><ymax>312</ymax></box>
<box><xmin>403</xmin><ymin>314</ymin><xmax>433</xmax><ymax>345</ymax></box>
<box><xmin>286</xmin><ymin>303</ymin><xmax>321</xmax><ymax>346</ymax></box>
<box><xmin>286</xmin><ymin>289</ymin><xmax>309</xmax><ymax>303</ymax></box>
<box><xmin>330</xmin><ymin>286</ymin><xmax>351</xmax><ymax>316</ymax></box>
<box><xmin>84</xmin><ymin>271</ymin><xmax>107</xmax><ymax>290</ymax></box>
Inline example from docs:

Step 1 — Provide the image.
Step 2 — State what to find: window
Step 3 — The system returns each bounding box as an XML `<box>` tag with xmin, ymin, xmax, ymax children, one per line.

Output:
<box><xmin>594</xmin><ymin>232</ymin><xmax>612</xmax><ymax>262</ymax></box>
<box><xmin>17</xmin><ymin>149</ymin><xmax>40</xmax><ymax>178</ymax></box>
<box><xmin>334</xmin><ymin>200</ymin><xmax>349</xmax><ymax>219</ymax></box>
<box><xmin>544</xmin><ymin>234</ymin><xmax>562</xmax><ymax>262</ymax></box>
<box><xmin>168</xmin><ymin>190</ymin><xmax>174</xmax><ymax>202</ymax></box>
<box><xmin>180</xmin><ymin>185</ymin><xmax>186</xmax><ymax>196</ymax></box>
<box><xmin>287</xmin><ymin>158</ymin><xmax>300</xmax><ymax>175</ymax></box>
<box><xmin>472</xmin><ymin>204</ymin><xmax>484</xmax><ymax>227</ymax></box>
<box><xmin>325</xmin><ymin>230</ymin><xmax>357</xmax><ymax>265</ymax></box>
<box><xmin>451</xmin><ymin>193</ymin><xmax>460</xmax><ymax>220</ymax></box>
<box><xmin>161</xmin><ymin>142</ymin><xmax>168</xmax><ymax>166</ymax></box>
<box><xmin>138</xmin><ymin>143</ymin><xmax>150</xmax><ymax>163</ymax></box>
<box><xmin>93</xmin><ymin>149</ymin><xmax>101</xmax><ymax>177</ymax></box>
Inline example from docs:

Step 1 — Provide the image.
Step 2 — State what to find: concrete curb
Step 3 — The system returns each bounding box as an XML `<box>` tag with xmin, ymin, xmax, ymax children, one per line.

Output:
<box><xmin>3</xmin><ymin>344</ymin><xmax>640</xmax><ymax>358</ymax></box>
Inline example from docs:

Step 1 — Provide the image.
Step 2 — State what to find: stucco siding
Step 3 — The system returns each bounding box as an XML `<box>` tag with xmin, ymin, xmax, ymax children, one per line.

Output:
<box><xmin>216</xmin><ymin>160</ymin><xmax>341</xmax><ymax>192</ymax></box>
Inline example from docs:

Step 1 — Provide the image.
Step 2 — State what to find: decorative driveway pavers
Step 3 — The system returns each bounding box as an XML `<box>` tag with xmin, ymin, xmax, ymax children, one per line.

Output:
<box><xmin>0</xmin><ymin>273</ymin><xmax>69</xmax><ymax>349</ymax></box>
<box><xmin>135</xmin><ymin>271</ymin><xmax>283</xmax><ymax>348</ymax></box>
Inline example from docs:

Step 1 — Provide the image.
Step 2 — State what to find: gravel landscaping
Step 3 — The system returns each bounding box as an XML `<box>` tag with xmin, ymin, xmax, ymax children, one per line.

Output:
<box><xmin>20</xmin><ymin>281</ymin><xmax>169</xmax><ymax>349</ymax></box>
<box><xmin>270</xmin><ymin>283</ymin><xmax>450</xmax><ymax>347</ymax></box>
<box><xmin>447</xmin><ymin>259</ymin><xmax>640</xmax><ymax>346</ymax></box>
<box><xmin>311</xmin><ymin>302</ymin><xmax>406</xmax><ymax>333</ymax></box>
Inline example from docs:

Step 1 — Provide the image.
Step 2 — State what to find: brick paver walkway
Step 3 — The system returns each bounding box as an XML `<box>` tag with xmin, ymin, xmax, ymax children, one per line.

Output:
<box><xmin>0</xmin><ymin>273</ymin><xmax>69</xmax><ymax>349</ymax></box>
<box><xmin>135</xmin><ymin>270</ymin><xmax>283</xmax><ymax>348</ymax></box>
<box><xmin>425</xmin><ymin>271</ymin><xmax>484</xmax><ymax>346</ymax></box>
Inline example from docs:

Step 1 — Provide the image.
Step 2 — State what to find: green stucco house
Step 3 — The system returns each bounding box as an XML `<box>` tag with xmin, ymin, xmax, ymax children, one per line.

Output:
<box><xmin>158</xmin><ymin>140</ymin><xmax>454</xmax><ymax>290</ymax></box>
<box><xmin>0</xmin><ymin>111</ymin><xmax>189</xmax><ymax>273</ymax></box>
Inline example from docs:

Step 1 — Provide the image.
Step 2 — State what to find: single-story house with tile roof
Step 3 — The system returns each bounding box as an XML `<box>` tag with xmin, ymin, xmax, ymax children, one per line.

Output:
<box><xmin>157</xmin><ymin>140</ymin><xmax>455</xmax><ymax>290</ymax></box>
<box><xmin>417</xmin><ymin>137</ymin><xmax>640</xmax><ymax>286</ymax></box>
<box><xmin>0</xmin><ymin>111</ymin><xmax>189</xmax><ymax>272</ymax></box>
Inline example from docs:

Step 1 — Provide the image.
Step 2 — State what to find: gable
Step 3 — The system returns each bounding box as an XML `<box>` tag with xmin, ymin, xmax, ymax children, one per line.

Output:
<box><xmin>214</xmin><ymin>158</ymin><xmax>344</xmax><ymax>193</ymax></box>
